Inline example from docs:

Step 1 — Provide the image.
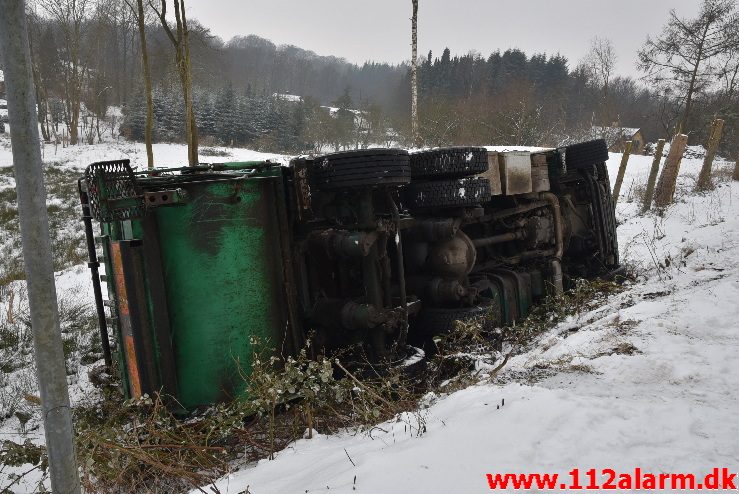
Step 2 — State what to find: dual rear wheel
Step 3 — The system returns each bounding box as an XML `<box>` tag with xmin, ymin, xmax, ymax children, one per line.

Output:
<box><xmin>307</xmin><ymin>146</ymin><xmax>495</xmax><ymax>211</ymax></box>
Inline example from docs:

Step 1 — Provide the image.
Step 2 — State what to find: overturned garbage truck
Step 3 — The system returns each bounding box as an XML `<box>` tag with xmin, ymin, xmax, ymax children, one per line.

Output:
<box><xmin>80</xmin><ymin>139</ymin><xmax>619</xmax><ymax>410</ymax></box>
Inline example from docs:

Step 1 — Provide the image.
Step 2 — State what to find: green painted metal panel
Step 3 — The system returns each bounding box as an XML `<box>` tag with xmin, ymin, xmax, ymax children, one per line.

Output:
<box><xmin>149</xmin><ymin>175</ymin><xmax>286</xmax><ymax>409</ymax></box>
<box><xmin>95</xmin><ymin>167</ymin><xmax>289</xmax><ymax>410</ymax></box>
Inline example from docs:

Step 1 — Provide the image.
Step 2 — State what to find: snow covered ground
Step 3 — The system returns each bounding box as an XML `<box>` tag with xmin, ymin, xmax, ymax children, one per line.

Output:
<box><xmin>192</xmin><ymin>153</ymin><xmax>739</xmax><ymax>494</ymax></box>
<box><xmin>0</xmin><ymin>134</ymin><xmax>288</xmax><ymax>171</ymax></box>
<box><xmin>0</xmin><ymin>134</ymin><xmax>737</xmax><ymax>493</ymax></box>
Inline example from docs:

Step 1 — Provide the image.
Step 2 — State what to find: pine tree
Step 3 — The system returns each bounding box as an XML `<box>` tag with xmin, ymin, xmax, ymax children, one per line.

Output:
<box><xmin>195</xmin><ymin>89</ymin><xmax>216</xmax><ymax>139</ymax></box>
<box><xmin>215</xmin><ymin>85</ymin><xmax>238</xmax><ymax>145</ymax></box>
<box><xmin>333</xmin><ymin>88</ymin><xmax>355</xmax><ymax>150</ymax></box>
<box><xmin>123</xmin><ymin>88</ymin><xmax>147</xmax><ymax>141</ymax></box>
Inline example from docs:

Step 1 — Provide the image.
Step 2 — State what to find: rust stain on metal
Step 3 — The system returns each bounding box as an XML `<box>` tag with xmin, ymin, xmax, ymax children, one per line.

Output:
<box><xmin>124</xmin><ymin>335</ymin><xmax>142</xmax><ymax>398</ymax></box>
<box><xmin>293</xmin><ymin>160</ymin><xmax>313</xmax><ymax>217</ymax></box>
<box><xmin>111</xmin><ymin>242</ymin><xmax>142</xmax><ymax>399</ymax></box>
<box><xmin>111</xmin><ymin>243</ymin><xmax>129</xmax><ymax>317</ymax></box>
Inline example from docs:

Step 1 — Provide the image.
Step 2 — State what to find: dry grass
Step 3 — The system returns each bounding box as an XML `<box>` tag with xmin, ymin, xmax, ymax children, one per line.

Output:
<box><xmin>69</xmin><ymin>341</ymin><xmax>426</xmax><ymax>493</ymax></box>
<box><xmin>0</xmin><ymin>163</ymin><xmax>87</xmax><ymax>287</ymax></box>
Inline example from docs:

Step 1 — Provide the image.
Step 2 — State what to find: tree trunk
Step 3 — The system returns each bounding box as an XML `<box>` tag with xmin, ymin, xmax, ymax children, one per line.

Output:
<box><xmin>178</xmin><ymin>0</ymin><xmax>198</xmax><ymax>166</ymax></box>
<box><xmin>654</xmin><ymin>134</ymin><xmax>688</xmax><ymax>208</ymax></box>
<box><xmin>135</xmin><ymin>0</ymin><xmax>155</xmax><ymax>168</ymax></box>
<box><xmin>642</xmin><ymin>138</ymin><xmax>665</xmax><ymax>213</ymax></box>
<box><xmin>696</xmin><ymin>118</ymin><xmax>724</xmax><ymax>191</ymax></box>
<box><xmin>28</xmin><ymin>36</ymin><xmax>50</xmax><ymax>142</ymax></box>
<box><xmin>34</xmin><ymin>82</ymin><xmax>50</xmax><ymax>142</ymax></box>
<box><xmin>41</xmin><ymin>102</ymin><xmax>51</xmax><ymax>142</ymax></box>
<box><xmin>410</xmin><ymin>0</ymin><xmax>420</xmax><ymax>147</ymax></box>
<box><xmin>122</xmin><ymin>19</ymin><xmax>128</xmax><ymax>105</ymax></box>
<box><xmin>734</xmin><ymin>158</ymin><xmax>739</xmax><ymax>181</ymax></box>
<box><xmin>677</xmin><ymin>23</ymin><xmax>709</xmax><ymax>135</ymax></box>
<box><xmin>611</xmin><ymin>140</ymin><xmax>632</xmax><ymax>202</ymax></box>
<box><xmin>180</xmin><ymin>65</ymin><xmax>198</xmax><ymax>166</ymax></box>
<box><xmin>68</xmin><ymin>46</ymin><xmax>83</xmax><ymax>146</ymax></box>
<box><xmin>156</xmin><ymin>0</ymin><xmax>199</xmax><ymax>166</ymax></box>
<box><xmin>69</xmin><ymin>101</ymin><xmax>79</xmax><ymax>145</ymax></box>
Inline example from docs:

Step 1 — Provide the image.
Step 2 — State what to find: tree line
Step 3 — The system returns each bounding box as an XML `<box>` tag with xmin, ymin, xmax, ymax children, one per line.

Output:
<box><xmin>3</xmin><ymin>0</ymin><xmax>739</xmax><ymax>160</ymax></box>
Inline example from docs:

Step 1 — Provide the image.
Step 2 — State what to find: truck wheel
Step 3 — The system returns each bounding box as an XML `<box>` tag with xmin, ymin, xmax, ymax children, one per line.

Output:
<box><xmin>558</xmin><ymin>139</ymin><xmax>609</xmax><ymax>171</ymax></box>
<box><xmin>403</xmin><ymin>177</ymin><xmax>491</xmax><ymax>210</ymax></box>
<box><xmin>310</xmin><ymin>148</ymin><xmax>411</xmax><ymax>190</ymax></box>
<box><xmin>410</xmin><ymin>147</ymin><xmax>489</xmax><ymax>179</ymax></box>
<box><xmin>414</xmin><ymin>304</ymin><xmax>493</xmax><ymax>335</ymax></box>
<box><xmin>411</xmin><ymin>298</ymin><xmax>501</xmax><ymax>351</ymax></box>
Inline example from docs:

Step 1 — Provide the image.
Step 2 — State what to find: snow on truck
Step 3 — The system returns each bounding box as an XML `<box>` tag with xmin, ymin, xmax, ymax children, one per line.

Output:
<box><xmin>80</xmin><ymin>139</ymin><xmax>620</xmax><ymax>411</ymax></box>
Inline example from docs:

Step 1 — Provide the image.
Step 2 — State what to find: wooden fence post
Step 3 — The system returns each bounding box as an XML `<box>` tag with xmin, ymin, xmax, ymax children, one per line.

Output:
<box><xmin>612</xmin><ymin>140</ymin><xmax>633</xmax><ymax>202</ymax></box>
<box><xmin>696</xmin><ymin>118</ymin><xmax>725</xmax><ymax>191</ymax></box>
<box><xmin>654</xmin><ymin>134</ymin><xmax>688</xmax><ymax>208</ymax></box>
<box><xmin>642</xmin><ymin>139</ymin><xmax>665</xmax><ymax>213</ymax></box>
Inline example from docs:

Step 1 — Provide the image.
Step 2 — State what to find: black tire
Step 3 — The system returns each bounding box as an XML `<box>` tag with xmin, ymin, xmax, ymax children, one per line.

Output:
<box><xmin>558</xmin><ymin>139</ymin><xmax>609</xmax><ymax>171</ymax></box>
<box><xmin>410</xmin><ymin>147</ymin><xmax>489</xmax><ymax>179</ymax></box>
<box><xmin>412</xmin><ymin>301</ymin><xmax>496</xmax><ymax>339</ymax></box>
<box><xmin>403</xmin><ymin>177</ymin><xmax>491</xmax><ymax>210</ymax></box>
<box><xmin>595</xmin><ymin>162</ymin><xmax>611</xmax><ymax>188</ymax></box>
<box><xmin>310</xmin><ymin>148</ymin><xmax>411</xmax><ymax>190</ymax></box>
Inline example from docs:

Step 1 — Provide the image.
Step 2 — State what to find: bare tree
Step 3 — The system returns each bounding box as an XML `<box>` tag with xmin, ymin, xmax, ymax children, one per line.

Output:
<box><xmin>410</xmin><ymin>0</ymin><xmax>420</xmax><ymax>146</ymax></box>
<box><xmin>124</xmin><ymin>0</ymin><xmax>155</xmax><ymax>168</ymax></box>
<box><xmin>83</xmin><ymin>2</ymin><xmax>115</xmax><ymax>145</ymax></box>
<box><xmin>26</xmin><ymin>12</ymin><xmax>51</xmax><ymax>142</ymax></box>
<box><xmin>38</xmin><ymin>0</ymin><xmax>96</xmax><ymax>145</ymax></box>
<box><xmin>583</xmin><ymin>37</ymin><xmax>617</xmax><ymax>98</ymax></box>
<box><xmin>638</xmin><ymin>0</ymin><xmax>739</xmax><ymax>135</ymax></box>
<box><xmin>151</xmin><ymin>0</ymin><xmax>198</xmax><ymax>166</ymax></box>
<box><xmin>581</xmin><ymin>37</ymin><xmax>617</xmax><ymax>125</ymax></box>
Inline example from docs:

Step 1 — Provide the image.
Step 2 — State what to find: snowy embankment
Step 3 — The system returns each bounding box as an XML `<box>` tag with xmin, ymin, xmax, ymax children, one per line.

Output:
<box><xmin>0</xmin><ymin>135</ymin><xmax>737</xmax><ymax>493</ymax></box>
<box><xmin>194</xmin><ymin>153</ymin><xmax>739</xmax><ymax>494</ymax></box>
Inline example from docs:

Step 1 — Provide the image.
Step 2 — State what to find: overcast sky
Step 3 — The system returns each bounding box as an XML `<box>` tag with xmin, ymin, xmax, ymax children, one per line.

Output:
<box><xmin>186</xmin><ymin>0</ymin><xmax>701</xmax><ymax>79</ymax></box>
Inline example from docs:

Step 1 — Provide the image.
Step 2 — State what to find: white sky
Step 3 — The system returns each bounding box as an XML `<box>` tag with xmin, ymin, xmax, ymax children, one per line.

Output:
<box><xmin>186</xmin><ymin>0</ymin><xmax>701</xmax><ymax>79</ymax></box>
